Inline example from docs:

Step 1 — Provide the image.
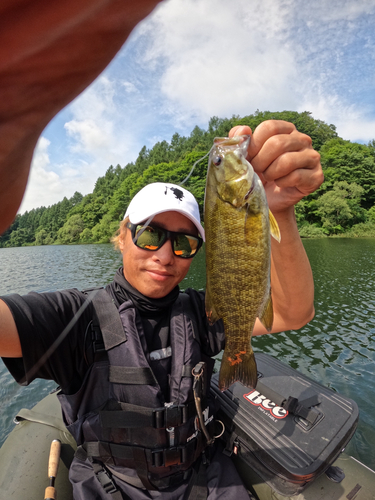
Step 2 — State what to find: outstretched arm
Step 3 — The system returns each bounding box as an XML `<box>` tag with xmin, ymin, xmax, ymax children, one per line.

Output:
<box><xmin>229</xmin><ymin>121</ymin><xmax>324</xmax><ymax>335</ymax></box>
<box><xmin>0</xmin><ymin>0</ymin><xmax>162</xmax><ymax>235</ymax></box>
<box><xmin>0</xmin><ymin>299</ymin><xmax>21</xmax><ymax>357</ymax></box>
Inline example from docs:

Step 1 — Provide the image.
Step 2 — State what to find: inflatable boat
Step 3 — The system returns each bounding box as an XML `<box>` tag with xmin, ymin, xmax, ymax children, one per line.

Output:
<box><xmin>1</xmin><ymin>354</ymin><xmax>374</xmax><ymax>499</ymax></box>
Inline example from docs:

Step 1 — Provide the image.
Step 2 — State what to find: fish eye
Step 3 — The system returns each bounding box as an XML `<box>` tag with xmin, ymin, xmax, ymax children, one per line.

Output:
<box><xmin>213</xmin><ymin>156</ymin><xmax>222</xmax><ymax>166</ymax></box>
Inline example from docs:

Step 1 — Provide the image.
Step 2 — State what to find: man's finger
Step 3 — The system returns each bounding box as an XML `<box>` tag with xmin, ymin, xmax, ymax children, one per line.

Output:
<box><xmin>248</xmin><ymin>120</ymin><xmax>297</xmax><ymax>161</ymax></box>
<box><xmin>261</xmin><ymin>148</ymin><xmax>321</xmax><ymax>183</ymax></box>
<box><xmin>229</xmin><ymin>125</ymin><xmax>252</xmax><ymax>139</ymax></box>
<box><xmin>270</xmin><ymin>163</ymin><xmax>324</xmax><ymax>196</ymax></box>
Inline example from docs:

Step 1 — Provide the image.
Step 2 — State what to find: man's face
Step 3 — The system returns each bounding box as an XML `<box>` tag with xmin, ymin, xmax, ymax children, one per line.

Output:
<box><xmin>119</xmin><ymin>211</ymin><xmax>197</xmax><ymax>298</ymax></box>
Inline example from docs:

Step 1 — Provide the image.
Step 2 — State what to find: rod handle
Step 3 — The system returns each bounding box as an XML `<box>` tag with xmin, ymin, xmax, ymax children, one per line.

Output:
<box><xmin>44</xmin><ymin>486</ymin><xmax>56</xmax><ymax>499</ymax></box>
<box><xmin>48</xmin><ymin>439</ymin><xmax>61</xmax><ymax>479</ymax></box>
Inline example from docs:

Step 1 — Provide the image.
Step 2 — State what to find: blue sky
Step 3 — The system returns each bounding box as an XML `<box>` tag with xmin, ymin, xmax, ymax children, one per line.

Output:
<box><xmin>20</xmin><ymin>0</ymin><xmax>375</xmax><ymax>213</ymax></box>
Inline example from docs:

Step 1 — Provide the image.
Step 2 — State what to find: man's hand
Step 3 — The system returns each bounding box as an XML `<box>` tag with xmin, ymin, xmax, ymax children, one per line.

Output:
<box><xmin>229</xmin><ymin>121</ymin><xmax>324</xmax><ymax>214</ymax></box>
<box><xmin>0</xmin><ymin>0</ymin><xmax>161</xmax><ymax>235</ymax></box>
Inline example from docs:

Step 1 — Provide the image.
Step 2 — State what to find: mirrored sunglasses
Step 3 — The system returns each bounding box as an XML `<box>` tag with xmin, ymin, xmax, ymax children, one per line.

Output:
<box><xmin>126</xmin><ymin>222</ymin><xmax>203</xmax><ymax>259</ymax></box>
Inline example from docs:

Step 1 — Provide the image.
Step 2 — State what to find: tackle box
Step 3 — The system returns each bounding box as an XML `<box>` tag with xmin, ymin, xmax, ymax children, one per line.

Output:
<box><xmin>210</xmin><ymin>353</ymin><xmax>359</xmax><ymax>496</ymax></box>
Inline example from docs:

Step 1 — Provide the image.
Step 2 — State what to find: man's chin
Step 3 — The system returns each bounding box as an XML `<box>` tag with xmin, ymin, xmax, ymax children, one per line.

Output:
<box><xmin>141</xmin><ymin>280</ymin><xmax>176</xmax><ymax>299</ymax></box>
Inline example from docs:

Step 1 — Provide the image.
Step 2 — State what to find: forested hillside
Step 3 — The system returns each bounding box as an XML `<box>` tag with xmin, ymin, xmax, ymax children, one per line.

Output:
<box><xmin>1</xmin><ymin>110</ymin><xmax>375</xmax><ymax>248</ymax></box>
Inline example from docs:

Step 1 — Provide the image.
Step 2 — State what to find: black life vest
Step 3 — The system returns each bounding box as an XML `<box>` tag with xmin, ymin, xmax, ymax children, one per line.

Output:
<box><xmin>58</xmin><ymin>289</ymin><xmax>216</xmax><ymax>491</ymax></box>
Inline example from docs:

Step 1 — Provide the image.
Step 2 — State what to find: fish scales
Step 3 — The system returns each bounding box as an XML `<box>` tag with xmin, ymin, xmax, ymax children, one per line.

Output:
<box><xmin>204</xmin><ymin>135</ymin><xmax>280</xmax><ymax>391</ymax></box>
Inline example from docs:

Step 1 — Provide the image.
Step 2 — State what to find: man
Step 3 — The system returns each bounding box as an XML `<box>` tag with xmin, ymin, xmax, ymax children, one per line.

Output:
<box><xmin>0</xmin><ymin>0</ymin><xmax>322</xmax><ymax>500</ymax></box>
<box><xmin>0</xmin><ymin>119</ymin><xmax>322</xmax><ymax>498</ymax></box>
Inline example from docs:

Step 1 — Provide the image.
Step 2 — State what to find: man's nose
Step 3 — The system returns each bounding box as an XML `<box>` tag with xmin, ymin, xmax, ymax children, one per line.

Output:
<box><xmin>153</xmin><ymin>239</ymin><xmax>175</xmax><ymax>264</ymax></box>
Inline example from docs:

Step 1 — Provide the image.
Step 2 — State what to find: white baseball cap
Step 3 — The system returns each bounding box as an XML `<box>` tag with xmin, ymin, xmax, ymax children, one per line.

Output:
<box><xmin>124</xmin><ymin>182</ymin><xmax>205</xmax><ymax>241</ymax></box>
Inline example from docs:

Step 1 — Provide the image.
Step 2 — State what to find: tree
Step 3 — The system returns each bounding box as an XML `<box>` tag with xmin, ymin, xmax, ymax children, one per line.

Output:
<box><xmin>316</xmin><ymin>181</ymin><xmax>365</xmax><ymax>233</ymax></box>
<box><xmin>91</xmin><ymin>214</ymin><xmax>119</xmax><ymax>243</ymax></box>
<box><xmin>94</xmin><ymin>165</ymin><xmax>124</xmax><ymax>201</ymax></box>
<box><xmin>35</xmin><ymin>228</ymin><xmax>54</xmax><ymax>246</ymax></box>
<box><xmin>70</xmin><ymin>191</ymin><xmax>83</xmax><ymax>206</ymax></box>
<box><xmin>57</xmin><ymin>215</ymin><xmax>85</xmax><ymax>244</ymax></box>
<box><xmin>80</xmin><ymin>228</ymin><xmax>93</xmax><ymax>243</ymax></box>
<box><xmin>367</xmin><ymin>205</ymin><xmax>375</xmax><ymax>223</ymax></box>
<box><xmin>107</xmin><ymin>172</ymin><xmax>140</xmax><ymax>222</ymax></box>
<box><xmin>169</xmin><ymin>133</ymin><xmax>188</xmax><ymax>162</ymax></box>
<box><xmin>320</xmin><ymin>139</ymin><xmax>375</xmax><ymax>208</ymax></box>
<box><xmin>3</xmin><ymin>111</ymin><xmax>374</xmax><ymax>246</ymax></box>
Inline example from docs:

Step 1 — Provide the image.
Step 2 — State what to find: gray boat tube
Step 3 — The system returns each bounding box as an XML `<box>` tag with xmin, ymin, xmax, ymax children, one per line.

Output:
<box><xmin>0</xmin><ymin>392</ymin><xmax>375</xmax><ymax>499</ymax></box>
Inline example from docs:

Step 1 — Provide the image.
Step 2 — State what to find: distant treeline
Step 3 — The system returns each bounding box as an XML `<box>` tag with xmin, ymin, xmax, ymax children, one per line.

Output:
<box><xmin>2</xmin><ymin>110</ymin><xmax>375</xmax><ymax>248</ymax></box>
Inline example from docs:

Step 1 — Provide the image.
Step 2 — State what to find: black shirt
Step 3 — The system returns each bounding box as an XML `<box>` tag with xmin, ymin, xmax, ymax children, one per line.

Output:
<box><xmin>1</xmin><ymin>276</ymin><xmax>224</xmax><ymax>396</ymax></box>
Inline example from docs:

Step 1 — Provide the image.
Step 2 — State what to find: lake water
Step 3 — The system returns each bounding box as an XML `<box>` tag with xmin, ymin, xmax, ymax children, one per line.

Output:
<box><xmin>1</xmin><ymin>240</ymin><xmax>375</xmax><ymax>469</ymax></box>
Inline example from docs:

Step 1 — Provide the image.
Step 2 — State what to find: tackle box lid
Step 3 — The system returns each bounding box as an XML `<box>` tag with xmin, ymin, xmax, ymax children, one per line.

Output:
<box><xmin>211</xmin><ymin>353</ymin><xmax>359</xmax><ymax>480</ymax></box>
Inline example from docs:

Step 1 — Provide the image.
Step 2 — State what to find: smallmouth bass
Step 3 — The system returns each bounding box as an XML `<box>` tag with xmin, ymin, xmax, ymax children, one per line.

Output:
<box><xmin>204</xmin><ymin>135</ymin><xmax>281</xmax><ymax>391</ymax></box>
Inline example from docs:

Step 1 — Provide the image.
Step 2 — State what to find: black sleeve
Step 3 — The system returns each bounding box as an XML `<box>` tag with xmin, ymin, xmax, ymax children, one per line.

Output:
<box><xmin>1</xmin><ymin>289</ymin><xmax>94</xmax><ymax>394</ymax></box>
<box><xmin>184</xmin><ymin>288</ymin><xmax>225</xmax><ymax>356</ymax></box>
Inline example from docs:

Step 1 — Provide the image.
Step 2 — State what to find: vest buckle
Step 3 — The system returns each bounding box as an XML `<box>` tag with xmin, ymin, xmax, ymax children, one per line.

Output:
<box><xmin>91</xmin><ymin>324</ymin><xmax>105</xmax><ymax>353</ymax></box>
<box><xmin>154</xmin><ymin>404</ymin><xmax>185</xmax><ymax>428</ymax></box>
<box><xmin>152</xmin><ymin>447</ymin><xmax>183</xmax><ymax>467</ymax></box>
<box><xmin>92</xmin><ymin>462</ymin><xmax>118</xmax><ymax>495</ymax></box>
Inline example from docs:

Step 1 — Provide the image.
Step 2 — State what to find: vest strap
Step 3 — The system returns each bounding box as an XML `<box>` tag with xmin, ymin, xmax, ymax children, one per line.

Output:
<box><xmin>109</xmin><ymin>366</ymin><xmax>158</xmax><ymax>385</ymax></box>
<box><xmin>186</xmin><ymin>456</ymin><xmax>208</xmax><ymax>500</ymax></box>
<box><xmin>90</xmin><ymin>289</ymin><xmax>126</xmax><ymax>350</ymax></box>
<box><xmin>100</xmin><ymin>400</ymin><xmax>197</xmax><ymax>429</ymax></box>
<box><xmin>91</xmin><ymin>461</ymin><xmax>124</xmax><ymax>500</ymax></box>
<box><xmin>84</xmin><ymin>437</ymin><xmax>199</xmax><ymax>468</ymax></box>
<box><xmin>131</xmin><ymin>447</ymin><xmax>156</xmax><ymax>490</ymax></box>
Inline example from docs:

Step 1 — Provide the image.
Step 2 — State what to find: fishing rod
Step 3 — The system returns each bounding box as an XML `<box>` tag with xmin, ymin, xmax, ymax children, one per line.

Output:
<box><xmin>23</xmin><ymin>289</ymin><xmax>100</xmax><ymax>383</ymax></box>
<box><xmin>44</xmin><ymin>439</ymin><xmax>61</xmax><ymax>500</ymax></box>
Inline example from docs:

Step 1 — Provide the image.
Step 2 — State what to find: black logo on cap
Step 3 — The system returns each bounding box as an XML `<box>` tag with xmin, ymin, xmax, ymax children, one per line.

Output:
<box><xmin>164</xmin><ymin>186</ymin><xmax>184</xmax><ymax>201</ymax></box>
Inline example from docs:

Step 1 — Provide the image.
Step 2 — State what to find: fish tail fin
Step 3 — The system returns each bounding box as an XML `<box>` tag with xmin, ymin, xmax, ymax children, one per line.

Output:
<box><xmin>269</xmin><ymin>209</ymin><xmax>281</xmax><ymax>242</ymax></box>
<box><xmin>219</xmin><ymin>348</ymin><xmax>257</xmax><ymax>391</ymax></box>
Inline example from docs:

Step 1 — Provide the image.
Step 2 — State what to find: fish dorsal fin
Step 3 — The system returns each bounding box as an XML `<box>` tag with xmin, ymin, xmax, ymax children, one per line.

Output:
<box><xmin>259</xmin><ymin>292</ymin><xmax>273</xmax><ymax>332</ymax></box>
<box><xmin>269</xmin><ymin>210</ymin><xmax>281</xmax><ymax>242</ymax></box>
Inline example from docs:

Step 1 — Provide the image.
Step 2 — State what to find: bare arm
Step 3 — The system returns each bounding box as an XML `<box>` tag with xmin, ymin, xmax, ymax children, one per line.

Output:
<box><xmin>0</xmin><ymin>299</ymin><xmax>22</xmax><ymax>357</ymax></box>
<box><xmin>229</xmin><ymin>121</ymin><xmax>324</xmax><ymax>335</ymax></box>
<box><xmin>254</xmin><ymin>207</ymin><xmax>315</xmax><ymax>335</ymax></box>
<box><xmin>0</xmin><ymin>0</ymin><xmax>162</xmax><ymax>234</ymax></box>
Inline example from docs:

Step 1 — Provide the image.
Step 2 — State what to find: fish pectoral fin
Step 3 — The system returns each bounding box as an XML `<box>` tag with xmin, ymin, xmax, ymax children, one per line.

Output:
<box><xmin>269</xmin><ymin>210</ymin><xmax>281</xmax><ymax>242</ymax></box>
<box><xmin>205</xmin><ymin>287</ymin><xmax>221</xmax><ymax>324</ymax></box>
<box><xmin>259</xmin><ymin>292</ymin><xmax>274</xmax><ymax>332</ymax></box>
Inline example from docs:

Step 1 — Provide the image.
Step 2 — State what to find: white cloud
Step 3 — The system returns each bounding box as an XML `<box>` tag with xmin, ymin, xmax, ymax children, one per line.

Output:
<box><xmin>122</xmin><ymin>81</ymin><xmax>138</xmax><ymax>93</ymax></box>
<box><xmin>64</xmin><ymin>76</ymin><xmax>117</xmax><ymax>155</ymax></box>
<box><xmin>136</xmin><ymin>0</ymin><xmax>375</xmax><ymax>140</ymax></box>
<box><xmin>19</xmin><ymin>0</ymin><xmax>375</xmax><ymax>213</ymax></box>
<box><xmin>138</xmin><ymin>0</ymin><xmax>299</xmax><ymax>121</ymax></box>
<box><xmin>20</xmin><ymin>138</ymin><xmax>61</xmax><ymax>212</ymax></box>
<box><xmin>19</xmin><ymin>137</ymin><xmax>94</xmax><ymax>213</ymax></box>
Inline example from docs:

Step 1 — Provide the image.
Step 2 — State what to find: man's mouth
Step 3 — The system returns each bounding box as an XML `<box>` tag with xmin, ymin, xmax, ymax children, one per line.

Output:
<box><xmin>146</xmin><ymin>269</ymin><xmax>174</xmax><ymax>280</ymax></box>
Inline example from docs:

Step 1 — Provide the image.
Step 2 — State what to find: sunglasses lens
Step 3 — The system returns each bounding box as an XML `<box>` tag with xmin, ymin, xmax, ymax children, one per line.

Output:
<box><xmin>135</xmin><ymin>225</ymin><xmax>164</xmax><ymax>250</ymax></box>
<box><xmin>131</xmin><ymin>223</ymin><xmax>201</xmax><ymax>258</ymax></box>
<box><xmin>174</xmin><ymin>234</ymin><xmax>200</xmax><ymax>258</ymax></box>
